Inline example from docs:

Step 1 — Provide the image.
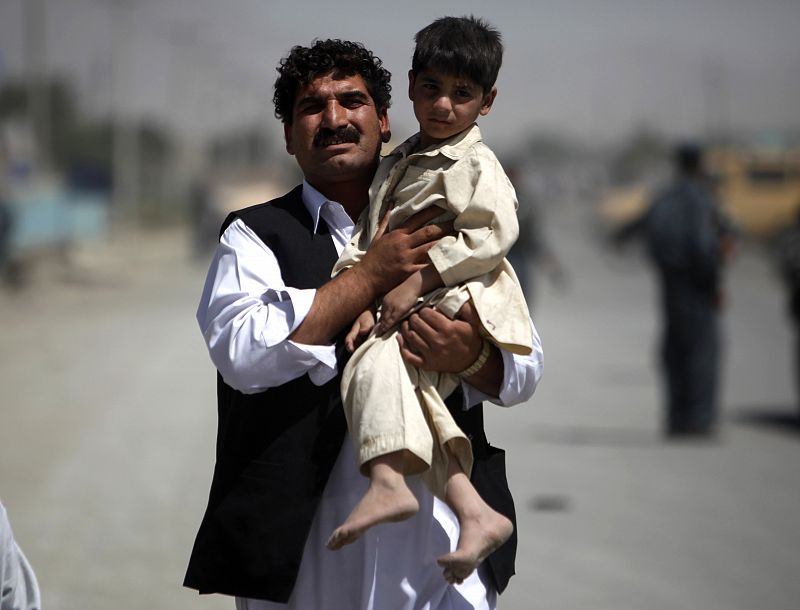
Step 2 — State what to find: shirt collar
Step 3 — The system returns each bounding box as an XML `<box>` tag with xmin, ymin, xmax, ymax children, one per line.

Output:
<box><xmin>301</xmin><ymin>180</ymin><xmax>331</xmax><ymax>235</ymax></box>
<box><xmin>301</xmin><ymin>179</ymin><xmax>353</xmax><ymax>235</ymax></box>
<box><xmin>388</xmin><ymin>123</ymin><xmax>483</xmax><ymax>162</ymax></box>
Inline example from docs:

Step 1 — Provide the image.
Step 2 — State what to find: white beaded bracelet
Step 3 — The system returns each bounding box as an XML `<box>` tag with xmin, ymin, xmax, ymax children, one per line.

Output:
<box><xmin>458</xmin><ymin>339</ymin><xmax>491</xmax><ymax>377</ymax></box>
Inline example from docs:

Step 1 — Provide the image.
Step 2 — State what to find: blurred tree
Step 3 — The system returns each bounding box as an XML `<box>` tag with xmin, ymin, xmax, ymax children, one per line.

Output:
<box><xmin>138</xmin><ymin>120</ymin><xmax>176</xmax><ymax>222</ymax></box>
<box><xmin>209</xmin><ymin>126</ymin><xmax>271</xmax><ymax>171</ymax></box>
<box><xmin>610</xmin><ymin>126</ymin><xmax>670</xmax><ymax>185</ymax></box>
<box><xmin>525</xmin><ymin>132</ymin><xmax>576</xmax><ymax>165</ymax></box>
<box><xmin>63</xmin><ymin>122</ymin><xmax>113</xmax><ymax>192</ymax></box>
<box><xmin>0</xmin><ymin>82</ymin><xmax>28</xmax><ymax>117</ymax></box>
<box><xmin>0</xmin><ymin>77</ymin><xmax>78</xmax><ymax>170</ymax></box>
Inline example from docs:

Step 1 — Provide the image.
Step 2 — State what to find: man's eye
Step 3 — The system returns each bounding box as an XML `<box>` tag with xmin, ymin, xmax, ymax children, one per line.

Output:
<box><xmin>298</xmin><ymin>103</ymin><xmax>322</xmax><ymax>114</ymax></box>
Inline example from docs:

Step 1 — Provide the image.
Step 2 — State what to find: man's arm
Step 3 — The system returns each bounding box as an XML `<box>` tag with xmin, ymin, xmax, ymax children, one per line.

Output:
<box><xmin>197</xmin><ymin>219</ymin><xmax>334</xmax><ymax>392</ymax></box>
<box><xmin>290</xmin><ymin>206</ymin><xmax>452</xmax><ymax>345</ymax></box>
<box><xmin>198</xmin><ymin>208</ymin><xmax>454</xmax><ymax>393</ymax></box>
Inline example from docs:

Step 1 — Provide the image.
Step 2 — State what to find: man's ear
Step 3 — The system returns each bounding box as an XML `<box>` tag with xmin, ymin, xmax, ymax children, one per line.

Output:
<box><xmin>284</xmin><ymin>123</ymin><xmax>295</xmax><ymax>155</ymax></box>
<box><xmin>379</xmin><ymin>109</ymin><xmax>392</xmax><ymax>143</ymax></box>
<box><xmin>407</xmin><ymin>70</ymin><xmax>416</xmax><ymax>101</ymax></box>
<box><xmin>479</xmin><ymin>86</ymin><xmax>497</xmax><ymax>116</ymax></box>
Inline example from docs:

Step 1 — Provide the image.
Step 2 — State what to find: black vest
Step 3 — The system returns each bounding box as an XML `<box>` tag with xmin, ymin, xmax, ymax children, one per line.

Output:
<box><xmin>184</xmin><ymin>186</ymin><xmax>517</xmax><ymax>602</ymax></box>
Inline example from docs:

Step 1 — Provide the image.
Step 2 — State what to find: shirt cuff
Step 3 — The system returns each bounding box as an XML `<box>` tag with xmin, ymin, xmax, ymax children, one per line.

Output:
<box><xmin>260</xmin><ymin>286</ymin><xmax>316</xmax><ymax>340</ymax></box>
<box><xmin>260</xmin><ymin>285</ymin><xmax>339</xmax><ymax>385</ymax></box>
<box><xmin>460</xmin><ymin>348</ymin><xmax>534</xmax><ymax>409</ymax></box>
<box><xmin>287</xmin><ymin>340</ymin><xmax>339</xmax><ymax>386</ymax></box>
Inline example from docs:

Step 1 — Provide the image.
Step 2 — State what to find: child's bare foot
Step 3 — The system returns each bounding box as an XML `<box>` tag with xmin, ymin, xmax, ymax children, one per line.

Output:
<box><xmin>436</xmin><ymin>508</ymin><xmax>513</xmax><ymax>584</ymax></box>
<box><xmin>326</xmin><ymin>477</ymin><xmax>419</xmax><ymax>550</ymax></box>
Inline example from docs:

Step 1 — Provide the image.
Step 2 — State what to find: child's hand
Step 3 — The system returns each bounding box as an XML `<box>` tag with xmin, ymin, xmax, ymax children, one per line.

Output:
<box><xmin>345</xmin><ymin>309</ymin><xmax>376</xmax><ymax>352</ymax></box>
<box><xmin>376</xmin><ymin>282</ymin><xmax>419</xmax><ymax>335</ymax></box>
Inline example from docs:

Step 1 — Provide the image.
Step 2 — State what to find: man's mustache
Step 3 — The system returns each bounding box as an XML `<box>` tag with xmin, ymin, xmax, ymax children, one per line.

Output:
<box><xmin>314</xmin><ymin>126</ymin><xmax>361</xmax><ymax>148</ymax></box>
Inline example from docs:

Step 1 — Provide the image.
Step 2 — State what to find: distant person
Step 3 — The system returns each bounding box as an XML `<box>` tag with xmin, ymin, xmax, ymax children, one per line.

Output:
<box><xmin>0</xmin><ymin>500</ymin><xmax>41</xmax><ymax>610</ymax></box>
<box><xmin>188</xmin><ymin>176</ymin><xmax>218</xmax><ymax>260</ymax></box>
<box><xmin>772</xmin><ymin>209</ymin><xmax>800</xmax><ymax>416</ymax></box>
<box><xmin>615</xmin><ymin>143</ymin><xmax>735</xmax><ymax>438</ymax></box>
<box><xmin>0</xmin><ymin>193</ymin><xmax>12</xmax><ymax>281</ymax></box>
<box><xmin>505</xmin><ymin>167</ymin><xmax>566</xmax><ymax>306</ymax></box>
<box><xmin>327</xmin><ymin>17</ymin><xmax>539</xmax><ymax>588</ymax></box>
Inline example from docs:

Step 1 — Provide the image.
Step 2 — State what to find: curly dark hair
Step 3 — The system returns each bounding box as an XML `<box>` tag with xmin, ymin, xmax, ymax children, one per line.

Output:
<box><xmin>273</xmin><ymin>39</ymin><xmax>392</xmax><ymax>124</ymax></box>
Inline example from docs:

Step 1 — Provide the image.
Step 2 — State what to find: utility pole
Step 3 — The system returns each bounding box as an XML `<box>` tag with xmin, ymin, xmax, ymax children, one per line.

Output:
<box><xmin>109</xmin><ymin>0</ymin><xmax>140</xmax><ymax>226</ymax></box>
<box><xmin>703</xmin><ymin>59</ymin><xmax>730</xmax><ymax>145</ymax></box>
<box><xmin>23</xmin><ymin>0</ymin><xmax>51</xmax><ymax>172</ymax></box>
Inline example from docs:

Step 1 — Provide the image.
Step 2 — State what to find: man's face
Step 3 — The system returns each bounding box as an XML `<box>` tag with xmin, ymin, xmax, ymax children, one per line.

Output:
<box><xmin>284</xmin><ymin>72</ymin><xmax>390</xmax><ymax>191</ymax></box>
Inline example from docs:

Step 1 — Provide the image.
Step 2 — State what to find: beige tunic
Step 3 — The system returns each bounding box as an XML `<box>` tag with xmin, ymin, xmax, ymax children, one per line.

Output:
<box><xmin>335</xmin><ymin>124</ymin><xmax>532</xmax><ymax>495</ymax></box>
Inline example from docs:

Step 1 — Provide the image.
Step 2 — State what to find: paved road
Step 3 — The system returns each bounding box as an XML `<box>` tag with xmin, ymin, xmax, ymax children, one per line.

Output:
<box><xmin>0</xmin><ymin>206</ymin><xmax>798</xmax><ymax>610</ymax></box>
<box><xmin>493</xmin><ymin>203</ymin><xmax>800</xmax><ymax>610</ymax></box>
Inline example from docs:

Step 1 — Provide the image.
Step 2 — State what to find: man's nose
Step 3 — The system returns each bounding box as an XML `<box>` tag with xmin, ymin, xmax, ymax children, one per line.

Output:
<box><xmin>321</xmin><ymin>101</ymin><xmax>348</xmax><ymax>128</ymax></box>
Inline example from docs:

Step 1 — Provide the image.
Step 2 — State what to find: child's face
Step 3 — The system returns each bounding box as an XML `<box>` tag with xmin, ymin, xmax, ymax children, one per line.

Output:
<box><xmin>408</xmin><ymin>69</ymin><xmax>496</xmax><ymax>149</ymax></box>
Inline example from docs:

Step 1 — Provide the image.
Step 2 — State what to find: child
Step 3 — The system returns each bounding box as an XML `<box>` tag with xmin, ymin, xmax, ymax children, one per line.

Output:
<box><xmin>327</xmin><ymin>16</ymin><xmax>533</xmax><ymax>585</ymax></box>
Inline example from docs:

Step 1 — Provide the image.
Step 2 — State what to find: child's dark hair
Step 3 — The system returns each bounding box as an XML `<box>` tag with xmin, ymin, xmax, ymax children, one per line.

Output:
<box><xmin>273</xmin><ymin>39</ymin><xmax>392</xmax><ymax>124</ymax></box>
<box><xmin>412</xmin><ymin>16</ymin><xmax>503</xmax><ymax>93</ymax></box>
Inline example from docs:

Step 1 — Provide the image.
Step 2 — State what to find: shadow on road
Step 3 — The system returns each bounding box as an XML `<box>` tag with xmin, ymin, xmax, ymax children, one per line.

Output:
<box><xmin>527</xmin><ymin>494</ymin><xmax>573</xmax><ymax>513</ymax></box>
<box><xmin>731</xmin><ymin>406</ymin><xmax>800</xmax><ymax>439</ymax></box>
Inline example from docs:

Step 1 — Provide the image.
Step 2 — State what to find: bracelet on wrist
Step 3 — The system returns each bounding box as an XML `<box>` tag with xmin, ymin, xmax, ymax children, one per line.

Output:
<box><xmin>458</xmin><ymin>338</ymin><xmax>491</xmax><ymax>377</ymax></box>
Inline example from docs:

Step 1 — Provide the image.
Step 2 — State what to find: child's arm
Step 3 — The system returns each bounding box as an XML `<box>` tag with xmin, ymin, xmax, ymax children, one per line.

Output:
<box><xmin>345</xmin><ymin>307</ymin><xmax>377</xmax><ymax>352</ymax></box>
<box><xmin>428</xmin><ymin>149</ymin><xmax>519</xmax><ymax>287</ymax></box>
<box><xmin>376</xmin><ymin>264</ymin><xmax>443</xmax><ymax>335</ymax></box>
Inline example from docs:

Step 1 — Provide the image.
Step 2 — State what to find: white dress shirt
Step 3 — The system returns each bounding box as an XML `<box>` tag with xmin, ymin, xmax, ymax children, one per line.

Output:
<box><xmin>197</xmin><ymin>181</ymin><xmax>544</xmax><ymax>610</ymax></box>
<box><xmin>0</xmin><ymin>502</ymin><xmax>41</xmax><ymax>610</ymax></box>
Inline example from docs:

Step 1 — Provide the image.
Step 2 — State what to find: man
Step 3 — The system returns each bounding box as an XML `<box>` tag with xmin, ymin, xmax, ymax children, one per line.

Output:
<box><xmin>617</xmin><ymin>143</ymin><xmax>734</xmax><ymax>438</ymax></box>
<box><xmin>184</xmin><ymin>39</ymin><xmax>543</xmax><ymax>609</ymax></box>
<box><xmin>0</xmin><ymin>189</ymin><xmax>14</xmax><ymax>286</ymax></box>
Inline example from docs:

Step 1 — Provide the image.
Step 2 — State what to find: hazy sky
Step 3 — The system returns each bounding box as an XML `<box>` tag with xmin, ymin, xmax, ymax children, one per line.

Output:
<box><xmin>1</xmin><ymin>0</ymin><xmax>799</xmax><ymax>154</ymax></box>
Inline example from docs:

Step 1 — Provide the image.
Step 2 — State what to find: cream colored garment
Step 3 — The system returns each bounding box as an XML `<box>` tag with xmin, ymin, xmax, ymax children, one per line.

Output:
<box><xmin>341</xmin><ymin>330</ymin><xmax>471</xmax><ymax>497</ymax></box>
<box><xmin>335</xmin><ymin>124</ymin><xmax>532</xmax><ymax>354</ymax></box>
<box><xmin>336</xmin><ymin>124</ymin><xmax>532</xmax><ymax>495</ymax></box>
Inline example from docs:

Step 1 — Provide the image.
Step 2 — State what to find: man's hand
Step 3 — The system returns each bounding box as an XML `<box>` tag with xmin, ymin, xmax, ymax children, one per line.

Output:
<box><xmin>396</xmin><ymin>304</ymin><xmax>482</xmax><ymax>373</ymax></box>
<box><xmin>290</xmin><ymin>207</ymin><xmax>452</xmax><ymax>347</ymax></box>
<box><xmin>358</xmin><ymin>207</ymin><xmax>453</xmax><ymax>296</ymax></box>
<box><xmin>397</xmin><ymin>302</ymin><xmax>504</xmax><ymax>397</ymax></box>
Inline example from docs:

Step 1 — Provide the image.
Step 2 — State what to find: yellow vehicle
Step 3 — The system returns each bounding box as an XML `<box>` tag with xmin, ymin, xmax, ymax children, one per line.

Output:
<box><xmin>709</xmin><ymin>147</ymin><xmax>800</xmax><ymax>237</ymax></box>
<box><xmin>598</xmin><ymin>147</ymin><xmax>800</xmax><ymax>239</ymax></box>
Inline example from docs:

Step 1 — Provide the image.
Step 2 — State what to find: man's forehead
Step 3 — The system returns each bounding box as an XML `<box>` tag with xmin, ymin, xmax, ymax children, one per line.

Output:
<box><xmin>297</xmin><ymin>71</ymin><xmax>371</xmax><ymax>97</ymax></box>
